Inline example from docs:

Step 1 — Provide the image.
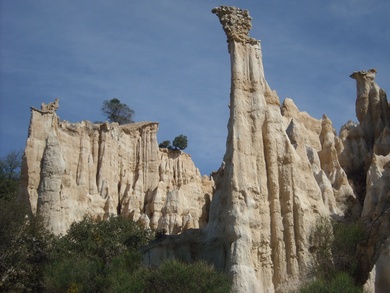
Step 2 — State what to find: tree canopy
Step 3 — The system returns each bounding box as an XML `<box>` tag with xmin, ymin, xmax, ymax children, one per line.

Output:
<box><xmin>159</xmin><ymin>135</ymin><xmax>188</xmax><ymax>150</ymax></box>
<box><xmin>159</xmin><ymin>140</ymin><xmax>171</xmax><ymax>148</ymax></box>
<box><xmin>101</xmin><ymin>98</ymin><xmax>134</xmax><ymax>125</ymax></box>
<box><xmin>173</xmin><ymin>134</ymin><xmax>188</xmax><ymax>150</ymax></box>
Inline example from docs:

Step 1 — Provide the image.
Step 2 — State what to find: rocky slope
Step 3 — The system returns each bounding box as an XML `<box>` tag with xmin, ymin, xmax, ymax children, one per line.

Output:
<box><xmin>21</xmin><ymin>6</ymin><xmax>390</xmax><ymax>293</ymax></box>
<box><xmin>21</xmin><ymin>107</ymin><xmax>213</xmax><ymax>235</ymax></box>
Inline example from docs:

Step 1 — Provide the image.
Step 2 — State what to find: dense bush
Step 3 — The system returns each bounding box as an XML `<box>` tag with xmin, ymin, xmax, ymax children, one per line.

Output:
<box><xmin>300</xmin><ymin>217</ymin><xmax>365</xmax><ymax>292</ymax></box>
<box><xmin>44</xmin><ymin>217</ymin><xmax>231</xmax><ymax>293</ymax></box>
<box><xmin>0</xmin><ymin>151</ymin><xmax>53</xmax><ymax>292</ymax></box>
<box><xmin>0</xmin><ymin>198</ymin><xmax>53</xmax><ymax>292</ymax></box>
<box><xmin>299</xmin><ymin>272</ymin><xmax>363</xmax><ymax>293</ymax></box>
<box><xmin>111</xmin><ymin>259</ymin><xmax>232</xmax><ymax>293</ymax></box>
<box><xmin>44</xmin><ymin>216</ymin><xmax>154</xmax><ymax>292</ymax></box>
<box><xmin>332</xmin><ymin>221</ymin><xmax>365</xmax><ymax>276</ymax></box>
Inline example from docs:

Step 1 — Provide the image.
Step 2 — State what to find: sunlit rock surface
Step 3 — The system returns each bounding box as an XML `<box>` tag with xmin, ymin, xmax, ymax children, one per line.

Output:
<box><xmin>21</xmin><ymin>6</ymin><xmax>390</xmax><ymax>292</ymax></box>
<box><xmin>21</xmin><ymin>108</ymin><xmax>213</xmax><ymax>235</ymax></box>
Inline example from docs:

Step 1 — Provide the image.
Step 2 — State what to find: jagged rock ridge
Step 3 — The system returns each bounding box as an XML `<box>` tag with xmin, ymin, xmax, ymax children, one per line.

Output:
<box><xmin>21</xmin><ymin>106</ymin><xmax>213</xmax><ymax>235</ymax></box>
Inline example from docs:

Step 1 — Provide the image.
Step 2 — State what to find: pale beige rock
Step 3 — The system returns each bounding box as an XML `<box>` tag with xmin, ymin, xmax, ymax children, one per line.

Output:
<box><xmin>341</xmin><ymin>70</ymin><xmax>390</xmax><ymax>292</ymax></box>
<box><xmin>350</xmin><ymin>69</ymin><xmax>389</xmax><ymax>148</ymax></box>
<box><xmin>21</xmin><ymin>109</ymin><xmax>213</xmax><ymax>235</ymax></box>
<box><xmin>144</xmin><ymin>7</ymin><xmax>359</xmax><ymax>293</ymax></box>
<box><xmin>21</xmin><ymin>7</ymin><xmax>390</xmax><ymax>293</ymax></box>
<box><xmin>41</xmin><ymin>98</ymin><xmax>59</xmax><ymax>112</ymax></box>
<box><xmin>318</xmin><ymin>115</ymin><xmax>361</xmax><ymax>218</ymax></box>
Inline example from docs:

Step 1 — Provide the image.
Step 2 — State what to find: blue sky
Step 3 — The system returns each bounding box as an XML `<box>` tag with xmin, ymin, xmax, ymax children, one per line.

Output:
<box><xmin>1</xmin><ymin>0</ymin><xmax>390</xmax><ymax>175</ymax></box>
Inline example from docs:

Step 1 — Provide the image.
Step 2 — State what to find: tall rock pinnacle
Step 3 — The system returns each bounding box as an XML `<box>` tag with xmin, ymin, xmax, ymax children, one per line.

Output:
<box><xmin>207</xmin><ymin>6</ymin><xmax>357</xmax><ymax>292</ymax></box>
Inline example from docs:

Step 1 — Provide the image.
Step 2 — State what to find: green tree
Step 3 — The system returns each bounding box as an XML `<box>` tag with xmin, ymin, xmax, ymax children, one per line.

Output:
<box><xmin>0</xmin><ymin>150</ymin><xmax>22</xmax><ymax>200</ymax></box>
<box><xmin>159</xmin><ymin>140</ymin><xmax>171</xmax><ymax>148</ymax></box>
<box><xmin>43</xmin><ymin>216</ymin><xmax>232</xmax><ymax>293</ymax></box>
<box><xmin>299</xmin><ymin>218</ymin><xmax>365</xmax><ymax>292</ymax></box>
<box><xmin>101</xmin><ymin>98</ymin><xmax>134</xmax><ymax>125</ymax></box>
<box><xmin>44</xmin><ymin>216</ymin><xmax>153</xmax><ymax>292</ymax></box>
<box><xmin>0</xmin><ymin>150</ymin><xmax>53</xmax><ymax>292</ymax></box>
<box><xmin>173</xmin><ymin>134</ymin><xmax>188</xmax><ymax>150</ymax></box>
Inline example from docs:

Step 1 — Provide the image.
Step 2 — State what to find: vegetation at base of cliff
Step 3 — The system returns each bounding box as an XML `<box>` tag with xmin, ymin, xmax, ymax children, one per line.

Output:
<box><xmin>0</xmin><ymin>151</ymin><xmax>231</xmax><ymax>293</ymax></box>
<box><xmin>299</xmin><ymin>272</ymin><xmax>362</xmax><ymax>293</ymax></box>
<box><xmin>44</xmin><ymin>217</ymin><xmax>231</xmax><ymax>292</ymax></box>
<box><xmin>299</xmin><ymin>217</ymin><xmax>365</xmax><ymax>293</ymax></box>
<box><xmin>0</xmin><ymin>151</ymin><xmax>53</xmax><ymax>292</ymax></box>
<box><xmin>0</xmin><ymin>150</ymin><xmax>22</xmax><ymax>200</ymax></box>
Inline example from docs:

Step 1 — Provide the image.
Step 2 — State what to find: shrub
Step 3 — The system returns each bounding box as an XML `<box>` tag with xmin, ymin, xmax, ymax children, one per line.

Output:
<box><xmin>299</xmin><ymin>272</ymin><xmax>363</xmax><ymax>293</ymax></box>
<box><xmin>135</xmin><ymin>259</ymin><xmax>232</xmax><ymax>293</ymax></box>
<box><xmin>44</xmin><ymin>216</ymin><xmax>153</xmax><ymax>292</ymax></box>
<box><xmin>310</xmin><ymin>217</ymin><xmax>335</xmax><ymax>280</ymax></box>
<box><xmin>332</xmin><ymin>221</ymin><xmax>365</xmax><ymax>276</ymax></box>
<box><xmin>301</xmin><ymin>218</ymin><xmax>365</xmax><ymax>292</ymax></box>
<box><xmin>0</xmin><ymin>150</ymin><xmax>53</xmax><ymax>292</ymax></box>
<box><xmin>159</xmin><ymin>140</ymin><xmax>171</xmax><ymax>148</ymax></box>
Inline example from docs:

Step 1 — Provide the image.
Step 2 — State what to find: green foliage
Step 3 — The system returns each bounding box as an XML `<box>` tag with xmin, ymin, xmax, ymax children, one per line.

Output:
<box><xmin>332</xmin><ymin>221</ymin><xmax>365</xmax><ymax>276</ymax></box>
<box><xmin>0</xmin><ymin>150</ymin><xmax>54</xmax><ymax>292</ymax></box>
<box><xmin>301</xmin><ymin>218</ymin><xmax>365</xmax><ymax>292</ymax></box>
<box><xmin>159</xmin><ymin>140</ymin><xmax>171</xmax><ymax>148</ymax></box>
<box><xmin>121</xmin><ymin>259</ymin><xmax>232</xmax><ymax>293</ymax></box>
<box><xmin>0</xmin><ymin>150</ymin><xmax>22</xmax><ymax>200</ymax></box>
<box><xmin>44</xmin><ymin>216</ymin><xmax>231</xmax><ymax>293</ymax></box>
<box><xmin>173</xmin><ymin>134</ymin><xmax>188</xmax><ymax>150</ymax></box>
<box><xmin>310</xmin><ymin>217</ymin><xmax>335</xmax><ymax>280</ymax></box>
<box><xmin>0</xmin><ymin>150</ymin><xmax>231</xmax><ymax>292</ymax></box>
<box><xmin>299</xmin><ymin>272</ymin><xmax>363</xmax><ymax>293</ymax></box>
<box><xmin>101</xmin><ymin>98</ymin><xmax>134</xmax><ymax>124</ymax></box>
<box><xmin>0</xmin><ymin>197</ymin><xmax>53</xmax><ymax>292</ymax></box>
<box><xmin>50</xmin><ymin>216</ymin><xmax>152</xmax><ymax>262</ymax></box>
<box><xmin>44</xmin><ymin>216</ymin><xmax>153</xmax><ymax>292</ymax></box>
<box><xmin>44</xmin><ymin>256</ymin><xmax>101</xmax><ymax>293</ymax></box>
<box><xmin>159</xmin><ymin>135</ymin><xmax>188</xmax><ymax>150</ymax></box>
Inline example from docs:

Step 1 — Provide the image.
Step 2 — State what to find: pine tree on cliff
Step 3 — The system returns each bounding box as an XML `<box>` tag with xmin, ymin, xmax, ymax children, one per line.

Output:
<box><xmin>101</xmin><ymin>98</ymin><xmax>134</xmax><ymax>124</ymax></box>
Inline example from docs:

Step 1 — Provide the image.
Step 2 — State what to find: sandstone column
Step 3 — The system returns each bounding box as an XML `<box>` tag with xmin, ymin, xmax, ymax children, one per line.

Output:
<box><xmin>211</xmin><ymin>7</ymin><xmax>276</xmax><ymax>292</ymax></box>
<box><xmin>210</xmin><ymin>6</ymin><xmax>326</xmax><ymax>292</ymax></box>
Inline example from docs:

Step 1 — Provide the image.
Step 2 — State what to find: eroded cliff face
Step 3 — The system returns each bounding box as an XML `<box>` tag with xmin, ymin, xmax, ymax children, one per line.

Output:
<box><xmin>21</xmin><ymin>6</ymin><xmax>390</xmax><ymax>292</ymax></box>
<box><xmin>142</xmin><ymin>6</ymin><xmax>390</xmax><ymax>293</ymax></box>
<box><xmin>343</xmin><ymin>69</ymin><xmax>390</xmax><ymax>293</ymax></box>
<box><xmin>21</xmin><ymin>108</ymin><xmax>213</xmax><ymax>235</ymax></box>
<box><xmin>143</xmin><ymin>6</ymin><xmax>360</xmax><ymax>293</ymax></box>
<box><xmin>207</xmin><ymin>6</ymin><xmax>360</xmax><ymax>292</ymax></box>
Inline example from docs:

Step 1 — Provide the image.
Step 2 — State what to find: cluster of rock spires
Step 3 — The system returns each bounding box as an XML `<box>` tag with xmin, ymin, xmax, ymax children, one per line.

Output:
<box><xmin>21</xmin><ymin>6</ymin><xmax>389</xmax><ymax>293</ymax></box>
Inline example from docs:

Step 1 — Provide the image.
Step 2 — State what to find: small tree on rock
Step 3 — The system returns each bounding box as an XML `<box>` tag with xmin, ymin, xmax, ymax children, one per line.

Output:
<box><xmin>159</xmin><ymin>140</ymin><xmax>171</xmax><ymax>148</ymax></box>
<box><xmin>101</xmin><ymin>98</ymin><xmax>134</xmax><ymax>125</ymax></box>
<box><xmin>173</xmin><ymin>135</ymin><xmax>188</xmax><ymax>150</ymax></box>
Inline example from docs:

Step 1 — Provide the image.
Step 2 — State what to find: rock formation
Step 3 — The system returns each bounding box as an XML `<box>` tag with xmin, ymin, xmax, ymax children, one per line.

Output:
<box><xmin>21</xmin><ymin>104</ymin><xmax>213</xmax><ymax>235</ymax></box>
<box><xmin>343</xmin><ymin>69</ymin><xmax>390</xmax><ymax>292</ymax></box>
<box><xmin>21</xmin><ymin>6</ymin><xmax>390</xmax><ymax>292</ymax></box>
<box><xmin>143</xmin><ymin>6</ymin><xmax>362</xmax><ymax>293</ymax></box>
